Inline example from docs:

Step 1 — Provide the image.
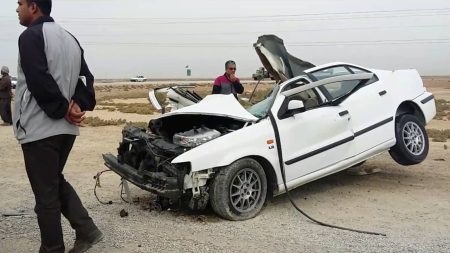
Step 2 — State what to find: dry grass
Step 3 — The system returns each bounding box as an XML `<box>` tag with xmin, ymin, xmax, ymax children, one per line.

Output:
<box><xmin>428</xmin><ymin>129</ymin><xmax>450</xmax><ymax>142</ymax></box>
<box><xmin>95</xmin><ymin>84</ymin><xmax>164</xmax><ymax>102</ymax></box>
<box><xmin>435</xmin><ymin>99</ymin><xmax>450</xmax><ymax>120</ymax></box>
<box><xmin>83</xmin><ymin>117</ymin><xmax>148</xmax><ymax>128</ymax></box>
<box><xmin>83</xmin><ymin>117</ymin><xmax>127</xmax><ymax>127</ymax></box>
<box><xmin>97</xmin><ymin>90</ymin><xmax>149</xmax><ymax>102</ymax></box>
<box><xmin>126</xmin><ymin>121</ymin><xmax>148</xmax><ymax>129</ymax></box>
<box><xmin>97</xmin><ymin>102</ymin><xmax>157</xmax><ymax>114</ymax></box>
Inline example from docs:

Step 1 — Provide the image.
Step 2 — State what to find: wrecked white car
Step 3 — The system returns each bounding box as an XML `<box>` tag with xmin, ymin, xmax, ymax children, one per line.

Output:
<box><xmin>103</xmin><ymin>35</ymin><xmax>436</xmax><ymax>220</ymax></box>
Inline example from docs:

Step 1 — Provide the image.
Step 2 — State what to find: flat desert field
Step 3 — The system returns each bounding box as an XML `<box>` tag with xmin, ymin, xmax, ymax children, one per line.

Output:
<box><xmin>0</xmin><ymin>77</ymin><xmax>449</xmax><ymax>252</ymax></box>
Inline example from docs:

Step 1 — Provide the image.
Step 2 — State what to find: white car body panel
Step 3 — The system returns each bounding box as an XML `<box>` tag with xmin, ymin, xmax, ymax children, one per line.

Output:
<box><xmin>171</xmin><ymin>62</ymin><xmax>435</xmax><ymax>194</ymax></box>
<box><xmin>172</xmin><ymin>117</ymin><xmax>283</xmax><ymax>181</ymax></box>
<box><xmin>278</xmin><ymin>139</ymin><xmax>394</xmax><ymax>195</ymax></box>
<box><xmin>130</xmin><ymin>75</ymin><xmax>147</xmax><ymax>82</ymax></box>
<box><xmin>103</xmin><ymin>35</ymin><xmax>437</xmax><ymax>218</ymax></box>
<box><xmin>271</xmin><ymin>97</ymin><xmax>354</xmax><ymax>180</ymax></box>
<box><xmin>413</xmin><ymin>91</ymin><xmax>436</xmax><ymax>123</ymax></box>
<box><xmin>161</xmin><ymin>94</ymin><xmax>258</xmax><ymax>122</ymax></box>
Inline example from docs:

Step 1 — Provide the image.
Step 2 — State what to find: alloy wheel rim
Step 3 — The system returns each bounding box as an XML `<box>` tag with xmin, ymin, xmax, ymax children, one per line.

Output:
<box><xmin>402</xmin><ymin>121</ymin><xmax>425</xmax><ymax>156</ymax></box>
<box><xmin>230</xmin><ymin>168</ymin><xmax>262</xmax><ymax>213</ymax></box>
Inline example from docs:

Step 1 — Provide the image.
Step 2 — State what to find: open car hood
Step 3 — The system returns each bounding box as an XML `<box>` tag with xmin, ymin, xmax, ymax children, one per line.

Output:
<box><xmin>254</xmin><ymin>34</ymin><xmax>315</xmax><ymax>82</ymax></box>
<box><xmin>159</xmin><ymin>94</ymin><xmax>258</xmax><ymax>122</ymax></box>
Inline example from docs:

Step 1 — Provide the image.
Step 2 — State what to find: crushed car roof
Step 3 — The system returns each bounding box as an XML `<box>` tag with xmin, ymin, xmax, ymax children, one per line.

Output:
<box><xmin>159</xmin><ymin>94</ymin><xmax>259</xmax><ymax>122</ymax></box>
<box><xmin>254</xmin><ymin>34</ymin><xmax>315</xmax><ymax>82</ymax></box>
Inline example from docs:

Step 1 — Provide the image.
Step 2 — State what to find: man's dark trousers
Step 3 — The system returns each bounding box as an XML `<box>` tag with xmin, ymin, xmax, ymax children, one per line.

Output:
<box><xmin>21</xmin><ymin>134</ymin><xmax>97</xmax><ymax>253</ymax></box>
<box><xmin>0</xmin><ymin>98</ymin><xmax>12</xmax><ymax>124</ymax></box>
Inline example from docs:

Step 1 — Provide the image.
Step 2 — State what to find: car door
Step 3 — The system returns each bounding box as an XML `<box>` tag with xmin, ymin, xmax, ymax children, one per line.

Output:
<box><xmin>341</xmin><ymin>66</ymin><xmax>395</xmax><ymax>155</ymax></box>
<box><xmin>272</xmin><ymin>78</ymin><xmax>355</xmax><ymax>181</ymax></box>
<box><xmin>308</xmin><ymin>65</ymin><xmax>394</xmax><ymax>156</ymax></box>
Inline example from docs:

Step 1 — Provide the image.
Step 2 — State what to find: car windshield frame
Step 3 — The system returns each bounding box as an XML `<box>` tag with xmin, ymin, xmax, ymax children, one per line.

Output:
<box><xmin>246</xmin><ymin>84</ymin><xmax>280</xmax><ymax>119</ymax></box>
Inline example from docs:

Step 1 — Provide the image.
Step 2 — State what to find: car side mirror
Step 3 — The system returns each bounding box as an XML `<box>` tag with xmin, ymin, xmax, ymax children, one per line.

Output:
<box><xmin>288</xmin><ymin>100</ymin><xmax>305</xmax><ymax>112</ymax></box>
<box><xmin>278</xmin><ymin>99</ymin><xmax>306</xmax><ymax>120</ymax></box>
<box><xmin>282</xmin><ymin>100</ymin><xmax>305</xmax><ymax>118</ymax></box>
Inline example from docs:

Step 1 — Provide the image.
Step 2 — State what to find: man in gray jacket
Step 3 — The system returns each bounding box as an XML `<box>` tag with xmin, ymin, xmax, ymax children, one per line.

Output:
<box><xmin>15</xmin><ymin>1</ymin><xmax>101</xmax><ymax>252</ymax></box>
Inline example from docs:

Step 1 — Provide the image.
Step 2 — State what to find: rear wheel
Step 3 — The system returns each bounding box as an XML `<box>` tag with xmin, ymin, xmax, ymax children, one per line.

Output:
<box><xmin>389</xmin><ymin>114</ymin><xmax>429</xmax><ymax>165</ymax></box>
<box><xmin>210</xmin><ymin>158</ymin><xmax>267</xmax><ymax>221</ymax></box>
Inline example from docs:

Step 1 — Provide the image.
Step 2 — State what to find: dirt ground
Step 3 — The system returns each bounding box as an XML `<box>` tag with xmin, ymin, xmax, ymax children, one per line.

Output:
<box><xmin>0</xmin><ymin>78</ymin><xmax>449</xmax><ymax>252</ymax></box>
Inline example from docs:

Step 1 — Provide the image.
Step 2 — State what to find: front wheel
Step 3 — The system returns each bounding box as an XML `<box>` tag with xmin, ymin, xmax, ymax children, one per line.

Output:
<box><xmin>210</xmin><ymin>158</ymin><xmax>267</xmax><ymax>221</ymax></box>
<box><xmin>389</xmin><ymin>114</ymin><xmax>429</xmax><ymax>165</ymax></box>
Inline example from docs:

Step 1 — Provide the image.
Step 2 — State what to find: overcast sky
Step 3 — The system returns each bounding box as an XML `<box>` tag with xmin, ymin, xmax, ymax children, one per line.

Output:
<box><xmin>1</xmin><ymin>0</ymin><xmax>450</xmax><ymax>78</ymax></box>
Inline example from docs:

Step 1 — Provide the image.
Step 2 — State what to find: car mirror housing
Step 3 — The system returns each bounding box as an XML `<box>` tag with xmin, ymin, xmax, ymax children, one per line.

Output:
<box><xmin>288</xmin><ymin>100</ymin><xmax>305</xmax><ymax>111</ymax></box>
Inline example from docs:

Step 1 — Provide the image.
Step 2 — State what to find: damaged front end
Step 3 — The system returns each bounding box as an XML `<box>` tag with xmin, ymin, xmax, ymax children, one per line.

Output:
<box><xmin>103</xmin><ymin>126</ymin><xmax>187</xmax><ymax>199</ymax></box>
<box><xmin>103</xmin><ymin>96</ymin><xmax>255</xmax><ymax>209</ymax></box>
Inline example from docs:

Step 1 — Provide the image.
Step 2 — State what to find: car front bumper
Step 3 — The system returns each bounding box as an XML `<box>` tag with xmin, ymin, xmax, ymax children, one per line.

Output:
<box><xmin>102</xmin><ymin>153</ymin><xmax>181</xmax><ymax>199</ymax></box>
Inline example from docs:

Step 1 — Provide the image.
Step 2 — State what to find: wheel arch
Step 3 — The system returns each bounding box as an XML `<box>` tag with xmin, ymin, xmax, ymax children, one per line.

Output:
<box><xmin>395</xmin><ymin>101</ymin><xmax>426</xmax><ymax>124</ymax></box>
<box><xmin>246</xmin><ymin>155</ymin><xmax>278</xmax><ymax>201</ymax></box>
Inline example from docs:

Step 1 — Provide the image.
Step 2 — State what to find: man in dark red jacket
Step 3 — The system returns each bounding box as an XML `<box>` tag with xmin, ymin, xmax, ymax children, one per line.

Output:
<box><xmin>0</xmin><ymin>66</ymin><xmax>12</xmax><ymax>125</ymax></box>
<box><xmin>212</xmin><ymin>60</ymin><xmax>244</xmax><ymax>99</ymax></box>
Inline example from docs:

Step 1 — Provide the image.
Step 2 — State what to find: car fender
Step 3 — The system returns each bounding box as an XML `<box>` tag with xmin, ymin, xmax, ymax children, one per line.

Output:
<box><xmin>411</xmin><ymin>91</ymin><xmax>436</xmax><ymax>124</ymax></box>
<box><xmin>388</xmin><ymin>69</ymin><xmax>426</xmax><ymax>106</ymax></box>
<box><xmin>384</xmin><ymin>69</ymin><xmax>435</xmax><ymax>124</ymax></box>
<box><xmin>171</xmin><ymin>119</ymin><xmax>281</xmax><ymax>176</ymax></box>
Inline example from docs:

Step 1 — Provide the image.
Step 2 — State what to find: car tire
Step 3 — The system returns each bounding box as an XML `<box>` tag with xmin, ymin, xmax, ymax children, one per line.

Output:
<box><xmin>389</xmin><ymin>114</ymin><xmax>429</xmax><ymax>165</ymax></box>
<box><xmin>210</xmin><ymin>158</ymin><xmax>267</xmax><ymax>221</ymax></box>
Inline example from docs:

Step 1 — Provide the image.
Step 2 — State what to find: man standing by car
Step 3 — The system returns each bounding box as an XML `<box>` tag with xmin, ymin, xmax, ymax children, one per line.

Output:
<box><xmin>212</xmin><ymin>60</ymin><xmax>244</xmax><ymax>99</ymax></box>
<box><xmin>0</xmin><ymin>66</ymin><xmax>13</xmax><ymax>125</ymax></box>
<box><xmin>15</xmin><ymin>1</ymin><xmax>101</xmax><ymax>252</ymax></box>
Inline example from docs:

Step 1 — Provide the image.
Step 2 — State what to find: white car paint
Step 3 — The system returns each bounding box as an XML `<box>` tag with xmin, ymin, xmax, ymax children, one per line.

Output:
<box><xmin>161</xmin><ymin>94</ymin><xmax>258</xmax><ymax>122</ymax></box>
<box><xmin>149</xmin><ymin>86</ymin><xmax>200</xmax><ymax>111</ymax></box>
<box><xmin>130</xmin><ymin>75</ymin><xmax>147</xmax><ymax>82</ymax></box>
<box><xmin>170</xmin><ymin>62</ymin><xmax>436</xmax><ymax>196</ymax></box>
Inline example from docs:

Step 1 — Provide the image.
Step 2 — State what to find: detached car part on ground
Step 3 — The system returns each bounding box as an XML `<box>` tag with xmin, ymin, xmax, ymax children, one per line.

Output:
<box><xmin>103</xmin><ymin>35</ymin><xmax>436</xmax><ymax>221</ymax></box>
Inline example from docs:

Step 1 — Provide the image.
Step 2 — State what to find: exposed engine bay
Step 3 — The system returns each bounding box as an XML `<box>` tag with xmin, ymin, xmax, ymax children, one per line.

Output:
<box><xmin>105</xmin><ymin>114</ymin><xmax>248</xmax><ymax>209</ymax></box>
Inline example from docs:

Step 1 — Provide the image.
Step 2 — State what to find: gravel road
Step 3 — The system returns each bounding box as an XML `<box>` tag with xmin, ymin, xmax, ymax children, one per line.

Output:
<box><xmin>1</xmin><ymin>124</ymin><xmax>449</xmax><ymax>252</ymax></box>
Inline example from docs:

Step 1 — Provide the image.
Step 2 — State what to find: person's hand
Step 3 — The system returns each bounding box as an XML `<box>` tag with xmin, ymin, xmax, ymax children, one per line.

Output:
<box><xmin>65</xmin><ymin>100</ymin><xmax>86</xmax><ymax>126</ymax></box>
<box><xmin>229</xmin><ymin>74</ymin><xmax>237</xmax><ymax>82</ymax></box>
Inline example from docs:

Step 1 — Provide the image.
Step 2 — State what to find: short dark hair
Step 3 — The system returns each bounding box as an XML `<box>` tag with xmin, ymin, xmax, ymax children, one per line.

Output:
<box><xmin>27</xmin><ymin>0</ymin><xmax>52</xmax><ymax>16</ymax></box>
<box><xmin>225</xmin><ymin>60</ymin><xmax>236</xmax><ymax>69</ymax></box>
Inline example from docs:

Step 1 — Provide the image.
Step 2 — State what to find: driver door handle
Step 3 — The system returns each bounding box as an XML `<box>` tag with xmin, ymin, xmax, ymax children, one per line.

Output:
<box><xmin>339</xmin><ymin>110</ymin><xmax>349</xmax><ymax>117</ymax></box>
<box><xmin>379</xmin><ymin>90</ymin><xmax>387</xmax><ymax>96</ymax></box>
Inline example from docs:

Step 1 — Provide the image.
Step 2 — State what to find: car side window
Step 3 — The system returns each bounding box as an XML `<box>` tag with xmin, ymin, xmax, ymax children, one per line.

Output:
<box><xmin>348</xmin><ymin>66</ymin><xmax>367</xmax><ymax>74</ymax></box>
<box><xmin>321</xmin><ymin>80</ymin><xmax>361</xmax><ymax>101</ymax></box>
<box><xmin>288</xmin><ymin>90</ymin><xmax>321</xmax><ymax>110</ymax></box>
<box><xmin>310</xmin><ymin>65</ymin><xmax>378</xmax><ymax>102</ymax></box>
<box><xmin>282</xmin><ymin>77</ymin><xmax>309</xmax><ymax>92</ymax></box>
<box><xmin>311</xmin><ymin>66</ymin><xmax>351</xmax><ymax>80</ymax></box>
<box><xmin>284</xmin><ymin>80</ymin><xmax>322</xmax><ymax>111</ymax></box>
<box><xmin>282</xmin><ymin>78</ymin><xmax>324</xmax><ymax>111</ymax></box>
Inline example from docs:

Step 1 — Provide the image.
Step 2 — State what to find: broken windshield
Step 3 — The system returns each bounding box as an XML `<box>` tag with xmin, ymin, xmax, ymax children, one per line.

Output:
<box><xmin>247</xmin><ymin>85</ymin><xmax>280</xmax><ymax>119</ymax></box>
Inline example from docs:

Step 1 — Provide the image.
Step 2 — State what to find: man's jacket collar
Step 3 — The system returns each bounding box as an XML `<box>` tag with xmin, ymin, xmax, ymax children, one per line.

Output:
<box><xmin>29</xmin><ymin>15</ymin><xmax>54</xmax><ymax>27</ymax></box>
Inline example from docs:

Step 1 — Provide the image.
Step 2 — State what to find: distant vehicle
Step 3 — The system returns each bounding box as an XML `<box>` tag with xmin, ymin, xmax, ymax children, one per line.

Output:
<box><xmin>130</xmin><ymin>75</ymin><xmax>147</xmax><ymax>82</ymax></box>
<box><xmin>252</xmin><ymin>67</ymin><xmax>274</xmax><ymax>80</ymax></box>
<box><xmin>11</xmin><ymin>76</ymin><xmax>17</xmax><ymax>89</ymax></box>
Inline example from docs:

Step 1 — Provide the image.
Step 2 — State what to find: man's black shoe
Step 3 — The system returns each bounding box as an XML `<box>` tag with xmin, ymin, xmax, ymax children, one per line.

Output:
<box><xmin>68</xmin><ymin>229</ymin><xmax>104</xmax><ymax>253</ymax></box>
